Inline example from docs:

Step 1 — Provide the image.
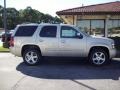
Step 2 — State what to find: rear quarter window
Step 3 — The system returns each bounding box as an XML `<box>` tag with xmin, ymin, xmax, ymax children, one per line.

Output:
<box><xmin>15</xmin><ymin>26</ymin><xmax>38</xmax><ymax>36</ymax></box>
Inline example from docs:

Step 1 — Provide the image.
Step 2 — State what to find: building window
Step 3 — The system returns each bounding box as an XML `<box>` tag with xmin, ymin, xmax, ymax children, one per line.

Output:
<box><xmin>77</xmin><ymin>20</ymin><xmax>105</xmax><ymax>37</ymax></box>
<box><xmin>108</xmin><ymin>20</ymin><xmax>120</xmax><ymax>37</ymax></box>
<box><xmin>91</xmin><ymin>20</ymin><xmax>105</xmax><ymax>37</ymax></box>
<box><xmin>77</xmin><ymin>20</ymin><xmax>90</xmax><ymax>34</ymax></box>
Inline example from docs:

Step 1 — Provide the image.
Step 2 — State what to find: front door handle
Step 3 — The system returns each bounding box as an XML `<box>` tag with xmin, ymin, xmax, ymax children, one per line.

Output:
<box><xmin>61</xmin><ymin>40</ymin><xmax>65</xmax><ymax>43</ymax></box>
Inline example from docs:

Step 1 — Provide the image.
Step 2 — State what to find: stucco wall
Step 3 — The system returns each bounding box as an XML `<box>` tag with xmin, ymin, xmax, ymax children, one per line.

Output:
<box><xmin>60</xmin><ymin>15</ymin><xmax>77</xmax><ymax>25</ymax></box>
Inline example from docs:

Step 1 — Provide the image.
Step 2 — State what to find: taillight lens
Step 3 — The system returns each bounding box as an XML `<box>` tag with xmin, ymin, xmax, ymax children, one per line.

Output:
<box><xmin>10</xmin><ymin>37</ymin><xmax>14</xmax><ymax>47</ymax></box>
<box><xmin>2</xmin><ymin>35</ymin><xmax>5</xmax><ymax>42</ymax></box>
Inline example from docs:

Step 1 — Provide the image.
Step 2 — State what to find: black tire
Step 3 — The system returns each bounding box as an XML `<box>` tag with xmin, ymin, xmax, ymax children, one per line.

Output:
<box><xmin>23</xmin><ymin>48</ymin><xmax>42</xmax><ymax>66</ymax></box>
<box><xmin>89</xmin><ymin>48</ymin><xmax>110</xmax><ymax>66</ymax></box>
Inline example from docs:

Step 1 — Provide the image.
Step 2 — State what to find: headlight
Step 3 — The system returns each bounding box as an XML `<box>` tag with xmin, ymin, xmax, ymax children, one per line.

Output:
<box><xmin>111</xmin><ymin>41</ymin><xmax>115</xmax><ymax>49</ymax></box>
<box><xmin>111</xmin><ymin>43</ymin><xmax>115</xmax><ymax>49</ymax></box>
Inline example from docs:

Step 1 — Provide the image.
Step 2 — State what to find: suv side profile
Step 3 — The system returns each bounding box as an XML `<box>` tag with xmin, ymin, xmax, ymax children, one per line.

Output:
<box><xmin>10</xmin><ymin>23</ymin><xmax>116</xmax><ymax>66</ymax></box>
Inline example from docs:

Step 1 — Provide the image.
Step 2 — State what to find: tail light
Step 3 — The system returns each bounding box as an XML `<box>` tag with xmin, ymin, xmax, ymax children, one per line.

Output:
<box><xmin>2</xmin><ymin>35</ymin><xmax>5</xmax><ymax>42</ymax></box>
<box><xmin>10</xmin><ymin>37</ymin><xmax>14</xmax><ymax>47</ymax></box>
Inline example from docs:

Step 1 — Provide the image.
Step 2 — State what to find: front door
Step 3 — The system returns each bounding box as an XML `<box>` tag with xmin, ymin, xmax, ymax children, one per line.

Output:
<box><xmin>59</xmin><ymin>26</ymin><xmax>86</xmax><ymax>57</ymax></box>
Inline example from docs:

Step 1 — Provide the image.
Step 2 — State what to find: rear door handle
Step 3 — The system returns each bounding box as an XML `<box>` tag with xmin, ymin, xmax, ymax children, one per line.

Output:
<box><xmin>39</xmin><ymin>39</ymin><xmax>44</xmax><ymax>42</ymax></box>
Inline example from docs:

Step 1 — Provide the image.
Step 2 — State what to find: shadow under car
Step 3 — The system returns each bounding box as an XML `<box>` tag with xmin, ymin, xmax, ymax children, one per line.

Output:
<box><xmin>16</xmin><ymin>57</ymin><xmax>120</xmax><ymax>80</ymax></box>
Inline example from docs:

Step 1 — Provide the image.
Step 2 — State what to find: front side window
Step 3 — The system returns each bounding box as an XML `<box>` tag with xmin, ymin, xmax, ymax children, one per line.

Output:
<box><xmin>40</xmin><ymin>26</ymin><xmax>57</xmax><ymax>37</ymax></box>
<box><xmin>61</xmin><ymin>26</ymin><xmax>78</xmax><ymax>38</ymax></box>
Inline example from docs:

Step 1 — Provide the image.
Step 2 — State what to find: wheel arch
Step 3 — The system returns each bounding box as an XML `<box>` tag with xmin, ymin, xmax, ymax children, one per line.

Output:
<box><xmin>88</xmin><ymin>46</ymin><xmax>110</xmax><ymax>58</ymax></box>
<box><xmin>21</xmin><ymin>44</ymin><xmax>41</xmax><ymax>57</ymax></box>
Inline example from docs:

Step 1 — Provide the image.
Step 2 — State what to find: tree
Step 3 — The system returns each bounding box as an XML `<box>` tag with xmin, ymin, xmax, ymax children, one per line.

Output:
<box><xmin>0</xmin><ymin>5</ymin><xmax>3</xmax><ymax>28</ymax></box>
<box><xmin>53</xmin><ymin>16</ymin><xmax>63</xmax><ymax>23</ymax></box>
<box><xmin>19</xmin><ymin>7</ymin><xmax>63</xmax><ymax>24</ymax></box>
<box><xmin>41</xmin><ymin>14</ymin><xmax>63</xmax><ymax>23</ymax></box>
<box><xmin>6</xmin><ymin>8</ymin><xmax>19</xmax><ymax>29</ymax></box>
<box><xmin>0</xmin><ymin>6</ymin><xmax>63</xmax><ymax>29</ymax></box>
<box><xmin>20</xmin><ymin>7</ymin><xmax>44</xmax><ymax>23</ymax></box>
<box><xmin>41</xmin><ymin>14</ymin><xmax>54</xmax><ymax>23</ymax></box>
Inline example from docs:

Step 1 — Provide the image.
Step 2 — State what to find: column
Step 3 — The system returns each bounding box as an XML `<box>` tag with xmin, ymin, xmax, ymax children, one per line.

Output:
<box><xmin>72</xmin><ymin>15</ymin><xmax>74</xmax><ymax>25</ymax></box>
<box><xmin>105</xmin><ymin>18</ymin><xmax>108</xmax><ymax>37</ymax></box>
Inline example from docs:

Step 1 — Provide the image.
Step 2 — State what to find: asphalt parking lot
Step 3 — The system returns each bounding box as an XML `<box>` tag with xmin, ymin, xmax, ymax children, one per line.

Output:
<box><xmin>0</xmin><ymin>53</ymin><xmax>120</xmax><ymax>90</ymax></box>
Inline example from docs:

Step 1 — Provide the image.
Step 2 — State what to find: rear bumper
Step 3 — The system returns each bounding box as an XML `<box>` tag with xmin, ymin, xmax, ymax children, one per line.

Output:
<box><xmin>10</xmin><ymin>47</ymin><xmax>21</xmax><ymax>57</ymax></box>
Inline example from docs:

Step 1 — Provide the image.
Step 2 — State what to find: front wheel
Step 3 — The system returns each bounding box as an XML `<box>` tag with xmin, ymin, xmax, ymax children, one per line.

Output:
<box><xmin>23</xmin><ymin>49</ymin><xmax>42</xmax><ymax>66</ymax></box>
<box><xmin>89</xmin><ymin>49</ymin><xmax>110</xmax><ymax>66</ymax></box>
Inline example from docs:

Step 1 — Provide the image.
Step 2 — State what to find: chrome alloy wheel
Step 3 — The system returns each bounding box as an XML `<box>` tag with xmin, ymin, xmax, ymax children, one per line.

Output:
<box><xmin>25</xmin><ymin>51</ymin><xmax>38</xmax><ymax>64</ymax></box>
<box><xmin>92</xmin><ymin>52</ymin><xmax>106</xmax><ymax>65</ymax></box>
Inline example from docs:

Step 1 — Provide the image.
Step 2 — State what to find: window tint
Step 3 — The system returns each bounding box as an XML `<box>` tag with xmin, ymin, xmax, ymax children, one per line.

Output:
<box><xmin>61</xmin><ymin>26</ymin><xmax>78</xmax><ymax>38</ymax></box>
<box><xmin>40</xmin><ymin>26</ymin><xmax>57</xmax><ymax>37</ymax></box>
<box><xmin>15</xmin><ymin>26</ymin><xmax>38</xmax><ymax>36</ymax></box>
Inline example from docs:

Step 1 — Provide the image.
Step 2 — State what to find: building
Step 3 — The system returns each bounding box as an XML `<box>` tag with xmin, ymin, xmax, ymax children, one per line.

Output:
<box><xmin>56</xmin><ymin>1</ymin><xmax>120</xmax><ymax>37</ymax></box>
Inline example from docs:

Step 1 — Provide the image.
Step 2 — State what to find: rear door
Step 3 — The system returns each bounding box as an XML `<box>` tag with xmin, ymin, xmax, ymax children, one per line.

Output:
<box><xmin>38</xmin><ymin>25</ymin><xmax>59</xmax><ymax>56</ymax></box>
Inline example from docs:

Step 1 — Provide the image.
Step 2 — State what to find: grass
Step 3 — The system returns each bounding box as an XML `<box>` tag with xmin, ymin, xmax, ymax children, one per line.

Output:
<box><xmin>0</xmin><ymin>46</ymin><xmax>9</xmax><ymax>52</ymax></box>
<box><xmin>0</xmin><ymin>39</ymin><xmax>9</xmax><ymax>52</ymax></box>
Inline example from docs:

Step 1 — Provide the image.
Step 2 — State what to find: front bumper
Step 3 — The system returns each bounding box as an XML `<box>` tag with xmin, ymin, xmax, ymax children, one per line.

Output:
<box><xmin>109</xmin><ymin>48</ymin><xmax>116</xmax><ymax>58</ymax></box>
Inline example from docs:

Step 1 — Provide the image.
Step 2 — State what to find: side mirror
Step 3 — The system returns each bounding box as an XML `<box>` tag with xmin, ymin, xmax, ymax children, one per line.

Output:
<box><xmin>76</xmin><ymin>33</ymin><xmax>83</xmax><ymax>39</ymax></box>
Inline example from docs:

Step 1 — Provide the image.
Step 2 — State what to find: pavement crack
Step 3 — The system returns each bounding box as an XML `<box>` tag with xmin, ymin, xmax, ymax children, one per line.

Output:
<box><xmin>11</xmin><ymin>75</ymin><xmax>27</xmax><ymax>90</ymax></box>
<box><xmin>71</xmin><ymin>79</ymin><xmax>96</xmax><ymax>90</ymax></box>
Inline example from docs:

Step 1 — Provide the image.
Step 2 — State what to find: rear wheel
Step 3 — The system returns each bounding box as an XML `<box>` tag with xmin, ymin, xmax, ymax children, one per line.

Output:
<box><xmin>89</xmin><ymin>49</ymin><xmax>110</xmax><ymax>66</ymax></box>
<box><xmin>23</xmin><ymin>49</ymin><xmax>42</xmax><ymax>66</ymax></box>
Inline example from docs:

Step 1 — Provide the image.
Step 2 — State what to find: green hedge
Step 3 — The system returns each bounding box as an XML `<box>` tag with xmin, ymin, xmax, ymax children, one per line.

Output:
<box><xmin>0</xmin><ymin>46</ymin><xmax>9</xmax><ymax>52</ymax></box>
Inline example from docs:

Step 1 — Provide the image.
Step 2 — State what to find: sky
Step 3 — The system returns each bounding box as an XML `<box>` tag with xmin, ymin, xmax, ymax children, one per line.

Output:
<box><xmin>0</xmin><ymin>0</ymin><xmax>119</xmax><ymax>16</ymax></box>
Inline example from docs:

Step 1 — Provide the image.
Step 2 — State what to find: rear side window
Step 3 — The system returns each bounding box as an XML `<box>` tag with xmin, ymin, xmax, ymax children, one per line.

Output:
<box><xmin>15</xmin><ymin>26</ymin><xmax>38</xmax><ymax>36</ymax></box>
<box><xmin>40</xmin><ymin>26</ymin><xmax>57</xmax><ymax>37</ymax></box>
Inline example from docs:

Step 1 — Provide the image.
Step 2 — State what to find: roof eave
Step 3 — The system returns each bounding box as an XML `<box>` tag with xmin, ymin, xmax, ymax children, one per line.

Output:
<box><xmin>56</xmin><ymin>12</ymin><xmax>120</xmax><ymax>15</ymax></box>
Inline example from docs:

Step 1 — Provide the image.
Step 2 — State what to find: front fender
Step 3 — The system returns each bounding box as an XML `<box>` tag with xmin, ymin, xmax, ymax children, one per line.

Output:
<box><xmin>86</xmin><ymin>41</ymin><xmax>110</xmax><ymax>57</ymax></box>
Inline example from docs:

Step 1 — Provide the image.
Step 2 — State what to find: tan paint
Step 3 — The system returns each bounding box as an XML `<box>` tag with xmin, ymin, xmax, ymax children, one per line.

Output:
<box><xmin>60</xmin><ymin>15</ymin><xmax>77</xmax><ymax>25</ymax></box>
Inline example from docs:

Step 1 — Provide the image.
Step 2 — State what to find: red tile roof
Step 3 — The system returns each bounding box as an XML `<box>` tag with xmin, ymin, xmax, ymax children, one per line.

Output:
<box><xmin>56</xmin><ymin>1</ymin><xmax>120</xmax><ymax>15</ymax></box>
